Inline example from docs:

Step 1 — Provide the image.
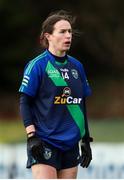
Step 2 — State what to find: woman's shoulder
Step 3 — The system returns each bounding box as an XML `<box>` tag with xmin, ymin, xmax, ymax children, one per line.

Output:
<box><xmin>24</xmin><ymin>50</ymin><xmax>49</xmax><ymax>74</ymax></box>
<box><xmin>26</xmin><ymin>50</ymin><xmax>49</xmax><ymax>68</ymax></box>
<box><xmin>67</xmin><ymin>54</ymin><xmax>82</xmax><ymax>67</ymax></box>
<box><xmin>29</xmin><ymin>51</ymin><xmax>48</xmax><ymax>64</ymax></box>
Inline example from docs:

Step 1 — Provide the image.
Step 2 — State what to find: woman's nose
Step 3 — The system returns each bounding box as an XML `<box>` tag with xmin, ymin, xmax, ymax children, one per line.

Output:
<box><xmin>66</xmin><ymin>31</ymin><xmax>72</xmax><ymax>38</ymax></box>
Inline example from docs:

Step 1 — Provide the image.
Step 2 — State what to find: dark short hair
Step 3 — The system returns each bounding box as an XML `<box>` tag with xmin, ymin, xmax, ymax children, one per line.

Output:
<box><xmin>40</xmin><ymin>10</ymin><xmax>76</xmax><ymax>49</ymax></box>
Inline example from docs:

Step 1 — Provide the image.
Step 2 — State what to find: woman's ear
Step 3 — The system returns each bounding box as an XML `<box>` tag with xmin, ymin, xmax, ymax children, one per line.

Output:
<box><xmin>44</xmin><ymin>33</ymin><xmax>51</xmax><ymax>41</ymax></box>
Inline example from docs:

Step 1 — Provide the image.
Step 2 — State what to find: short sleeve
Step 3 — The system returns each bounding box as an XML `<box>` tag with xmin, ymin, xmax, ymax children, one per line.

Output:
<box><xmin>19</xmin><ymin>62</ymin><xmax>42</xmax><ymax>97</ymax></box>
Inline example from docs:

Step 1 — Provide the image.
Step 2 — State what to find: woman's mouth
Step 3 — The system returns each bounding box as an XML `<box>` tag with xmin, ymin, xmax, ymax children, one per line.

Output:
<box><xmin>64</xmin><ymin>41</ymin><xmax>71</xmax><ymax>46</ymax></box>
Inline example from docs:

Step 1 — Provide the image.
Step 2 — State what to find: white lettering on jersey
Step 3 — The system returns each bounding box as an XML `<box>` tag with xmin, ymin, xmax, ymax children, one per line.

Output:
<box><xmin>61</xmin><ymin>72</ymin><xmax>69</xmax><ymax>79</ymax></box>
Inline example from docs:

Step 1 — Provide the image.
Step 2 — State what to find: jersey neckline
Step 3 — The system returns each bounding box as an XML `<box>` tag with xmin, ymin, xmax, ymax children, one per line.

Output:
<box><xmin>46</xmin><ymin>49</ymin><xmax>69</xmax><ymax>67</ymax></box>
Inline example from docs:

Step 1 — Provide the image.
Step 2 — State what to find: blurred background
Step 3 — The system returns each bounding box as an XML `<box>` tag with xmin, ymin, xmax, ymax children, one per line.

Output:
<box><xmin>0</xmin><ymin>0</ymin><xmax>124</xmax><ymax>178</ymax></box>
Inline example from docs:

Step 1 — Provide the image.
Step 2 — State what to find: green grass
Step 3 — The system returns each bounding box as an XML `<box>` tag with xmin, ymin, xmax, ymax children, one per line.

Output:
<box><xmin>0</xmin><ymin>118</ymin><xmax>124</xmax><ymax>143</ymax></box>
<box><xmin>0</xmin><ymin>120</ymin><xmax>26</xmax><ymax>144</ymax></box>
<box><xmin>90</xmin><ymin>118</ymin><xmax>124</xmax><ymax>142</ymax></box>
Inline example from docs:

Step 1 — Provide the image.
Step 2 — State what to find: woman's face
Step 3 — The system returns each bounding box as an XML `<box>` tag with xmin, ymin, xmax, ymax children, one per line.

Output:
<box><xmin>46</xmin><ymin>20</ymin><xmax>72</xmax><ymax>55</ymax></box>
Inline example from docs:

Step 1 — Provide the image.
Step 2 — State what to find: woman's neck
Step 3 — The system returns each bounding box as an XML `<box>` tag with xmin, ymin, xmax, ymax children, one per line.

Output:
<box><xmin>48</xmin><ymin>48</ymin><xmax>66</xmax><ymax>57</ymax></box>
<box><xmin>47</xmin><ymin>49</ymin><xmax>67</xmax><ymax>63</ymax></box>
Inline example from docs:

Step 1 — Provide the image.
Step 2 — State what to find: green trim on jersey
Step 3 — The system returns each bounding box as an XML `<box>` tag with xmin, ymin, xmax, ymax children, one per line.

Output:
<box><xmin>55</xmin><ymin>60</ymin><xmax>68</xmax><ymax>66</ymax></box>
<box><xmin>46</xmin><ymin>61</ymin><xmax>67</xmax><ymax>86</ymax></box>
<box><xmin>45</xmin><ymin>60</ymin><xmax>85</xmax><ymax>137</ymax></box>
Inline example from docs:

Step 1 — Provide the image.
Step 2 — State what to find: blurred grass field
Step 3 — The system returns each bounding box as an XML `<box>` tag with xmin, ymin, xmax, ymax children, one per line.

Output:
<box><xmin>0</xmin><ymin>118</ymin><xmax>124</xmax><ymax>143</ymax></box>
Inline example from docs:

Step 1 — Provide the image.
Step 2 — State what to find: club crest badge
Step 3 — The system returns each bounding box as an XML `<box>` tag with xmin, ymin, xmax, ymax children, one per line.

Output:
<box><xmin>71</xmin><ymin>69</ymin><xmax>78</xmax><ymax>79</ymax></box>
<box><xmin>43</xmin><ymin>147</ymin><xmax>52</xmax><ymax>160</ymax></box>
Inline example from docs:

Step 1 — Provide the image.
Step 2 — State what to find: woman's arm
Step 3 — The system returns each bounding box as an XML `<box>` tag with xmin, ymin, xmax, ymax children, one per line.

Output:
<box><xmin>19</xmin><ymin>93</ymin><xmax>36</xmax><ymax>134</ymax></box>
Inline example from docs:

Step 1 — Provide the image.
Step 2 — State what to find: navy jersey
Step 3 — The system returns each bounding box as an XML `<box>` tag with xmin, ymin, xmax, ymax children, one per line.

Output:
<box><xmin>19</xmin><ymin>50</ymin><xmax>91</xmax><ymax>150</ymax></box>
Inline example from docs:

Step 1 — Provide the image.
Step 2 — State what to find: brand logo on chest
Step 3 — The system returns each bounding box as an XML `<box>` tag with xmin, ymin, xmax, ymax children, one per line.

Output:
<box><xmin>54</xmin><ymin>87</ymin><xmax>82</xmax><ymax>105</ymax></box>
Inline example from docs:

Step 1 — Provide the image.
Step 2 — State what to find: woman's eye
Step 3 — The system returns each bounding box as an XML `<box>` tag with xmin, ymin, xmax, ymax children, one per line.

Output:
<box><xmin>60</xmin><ymin>30</ymin><xmax>72</xmax><ymax>34</ymax></box>
<box><xmin>60</xmin><ymin>30</ymin><xmax>65</xmax><ymax>33</ymax></box>
<box><xmin>68</xmin><ymin>30</ymin><xmax>72</xmax><ymax>33</ymax></box>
